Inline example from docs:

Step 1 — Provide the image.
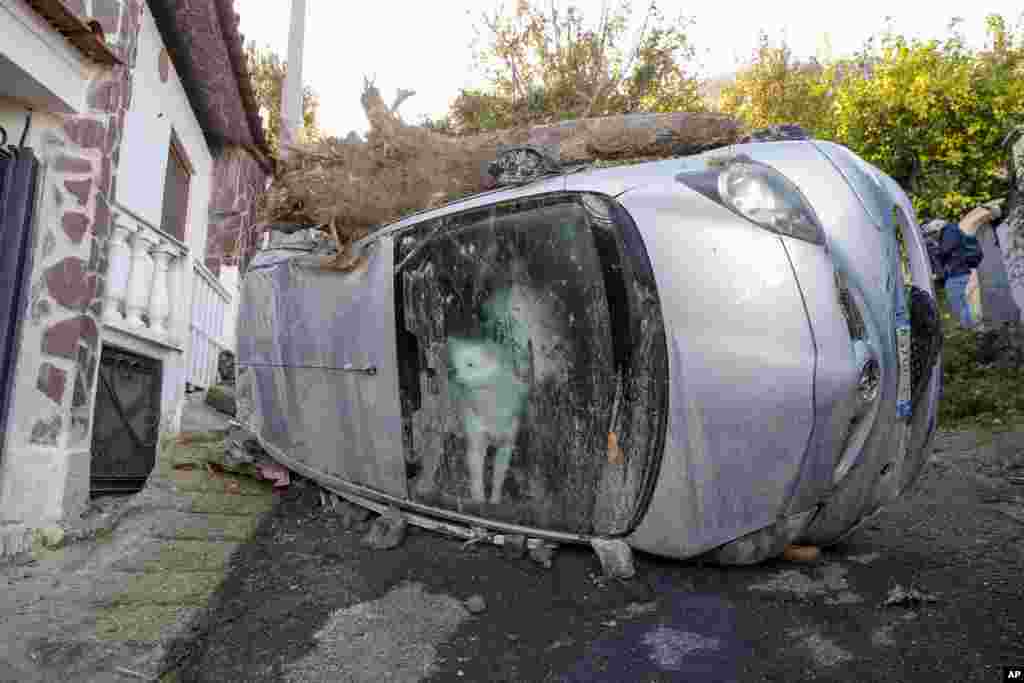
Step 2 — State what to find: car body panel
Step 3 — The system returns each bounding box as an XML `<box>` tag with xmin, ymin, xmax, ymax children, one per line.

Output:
<box><xmin>237</xmin><ymin>235</ymin><xmax>408</xmax><ymax>498</ymax></box>
<box><xmin>617</xmin><ymin>181</ymin><xmax>815</xmax><ymax>558</ymax></box>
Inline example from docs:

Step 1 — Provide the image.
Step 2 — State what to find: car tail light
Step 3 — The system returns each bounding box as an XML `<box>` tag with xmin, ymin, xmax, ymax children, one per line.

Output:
<box><xmin>676</xmin><ymin>155</ymin><xmax>826</xmax><ymax>245</ymax></box>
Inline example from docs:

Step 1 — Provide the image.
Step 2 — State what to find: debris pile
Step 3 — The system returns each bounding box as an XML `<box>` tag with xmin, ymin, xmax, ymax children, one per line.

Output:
<box><xmin>259</xmin><ymin>80</ymin><xmax>742</xmax><ymax>267</ymax></box>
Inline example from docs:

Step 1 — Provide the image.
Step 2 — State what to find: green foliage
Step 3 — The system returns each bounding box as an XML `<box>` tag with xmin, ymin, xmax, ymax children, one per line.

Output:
<box><xmin>452</xmin><ymin>0</ymin><xmax>705</xmax><ymax>134</ymax></box>
<box><xmin>244</xmin><ymin>42</ymin><xmax>321</xmax><ymax>157</ymax></box>
<box><xmin>719</xmin><ymin>15</ymin><xmax>1024</xmax><ymax>222</ymax></box>
<box><xmin>938</xmin><ymin>321</ymin><xmax>1024</xmax><ymax>430</ymax></box>
<box><xmin>718</xmin><ymin>33</ymin><xmax>836</xmax><ymax>135</ymax></box>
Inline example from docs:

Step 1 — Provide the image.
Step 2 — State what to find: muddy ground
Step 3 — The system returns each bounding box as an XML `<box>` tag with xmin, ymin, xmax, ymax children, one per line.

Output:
<box><xmin>156</xmin><ymin>426</ymin><xmax>1024</xmax><ymax>683</ymax></box>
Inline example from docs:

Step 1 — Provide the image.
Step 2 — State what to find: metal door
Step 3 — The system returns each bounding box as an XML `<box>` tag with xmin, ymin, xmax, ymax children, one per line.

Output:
<box><xmin>90</xmin><ymin>347</ymin><xmax>163</xmax><ymax>494</ymax></box>
<box><xmin>0</xmin><ymin>148</ymin><xmax>40</xmax><ymax>463</ymax></box>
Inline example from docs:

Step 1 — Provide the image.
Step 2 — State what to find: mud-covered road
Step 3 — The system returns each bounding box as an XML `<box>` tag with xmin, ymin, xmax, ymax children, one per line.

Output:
<box><xmin>161</xmin><ymin>427</ymin><xmax>1024</xmax><ymax>683</ymax></box>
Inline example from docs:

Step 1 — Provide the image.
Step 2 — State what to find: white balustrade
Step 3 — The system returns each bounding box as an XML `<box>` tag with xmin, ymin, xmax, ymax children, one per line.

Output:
<box><xmin>103</xmin><ymin>221</ymin><xmax>134</xmax><ymax>323</ymax></box>
<box><xmin>103</xmin><ymin>211</ymin><xmax>188</xmax><ymax>346</ymax></box>
<box><xmin>124</xmin><ymin>230</ymin><xmax>157</xmax><ymax>327</ymax></box>
<box><xmin>147</xmin><ymin>243</ymin><xmax>177</xmax><ymax>334</ymax></box>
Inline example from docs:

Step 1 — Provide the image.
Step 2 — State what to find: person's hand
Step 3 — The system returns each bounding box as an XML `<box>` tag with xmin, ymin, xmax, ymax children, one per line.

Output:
<box><xmin>981</xmin><ymin>198</ymin><xmax>1006</xmax><ymax>220</ymax></box>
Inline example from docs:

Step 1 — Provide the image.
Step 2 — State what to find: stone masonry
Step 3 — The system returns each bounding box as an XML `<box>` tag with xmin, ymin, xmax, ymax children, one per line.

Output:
<box><xmin>2</xmin><ymin>0</ymin><xmax>270</xmax><ymax>541</ymax></box>
<box><xmin>206</xmin><ymin>147</ymin><xmax>266</xmax><ymax>276</ymax></box>
<box><xmin>0</xmin><ymin>0</ymin><xmax>143</xmax><ymax>531</ymax></box>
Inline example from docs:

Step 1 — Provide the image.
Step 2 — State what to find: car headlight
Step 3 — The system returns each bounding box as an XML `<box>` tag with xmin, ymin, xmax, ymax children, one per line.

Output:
<box><xmin>676</xmin><ymin>156</ymin><xmax>826</xmax><ymax>245</ymax></box>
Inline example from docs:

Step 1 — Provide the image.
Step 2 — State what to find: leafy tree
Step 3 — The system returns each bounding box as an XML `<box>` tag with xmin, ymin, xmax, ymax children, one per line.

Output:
<box><xmin>718</xmin><ymin>33</ymin><xmax>837</xmax><ymax>135</ymax></box>
<box><xmin>719</xmin><ymin>16</ymin><xmax>1024</xmax><ymax>222</ymax></box>
<box><xmin>451</xmin><ymin>0</ymin><xmax>705</xmax><ymax>134</ymax></box>
<box><xmin>244</xmin><ymin>42</ymin><xmax>321</xmax><ymax>156</ymax></box>
<box><xmin>830</xmin><ymin>17</ymin><xmax>1024</xmax><ymax>219</ymax></box>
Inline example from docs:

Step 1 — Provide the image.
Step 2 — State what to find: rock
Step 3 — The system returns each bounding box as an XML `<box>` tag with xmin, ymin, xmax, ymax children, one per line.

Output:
<box><xmin>503</xmin><ymin>534</ymin><xmax>526</xmax><ymax>560</ymax></box>
<box><xmin>361</xmin><ymin>507</ymin><xmax>407</xmax><ymax>550</ymax></box>
<box><xmin>528</xmin><ymin>541</ymin><xmax>556</xmax><ymax>568</ymax></box>
<box><xmin>532</xmin><ymin>540</ymin><xmax>557</xmax><ymax>565</ymax></box>
<box><xmin>591</xmin><ymin>538</ymin><xmax>636</xmax><ymax>579</ymax></box>
<box><xmin>205</xmin><ymin>384</ymin><xmax>237</xmax><ymax>416</ymax></box>
<box><xmin>465</xmin><ymin>595</ymin><xmax>487</xmax><ymax>614</ymax></box>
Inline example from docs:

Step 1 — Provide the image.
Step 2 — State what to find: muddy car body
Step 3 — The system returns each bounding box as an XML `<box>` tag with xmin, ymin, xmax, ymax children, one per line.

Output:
<box><xmin>235</xmin><ymin>140</ymin><xmax>942</xmax><ymax>564</ymax></box>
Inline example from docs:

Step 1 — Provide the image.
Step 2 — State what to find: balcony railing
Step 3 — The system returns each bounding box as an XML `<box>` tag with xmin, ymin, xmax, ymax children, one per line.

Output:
<box><xmin>102</xmin><ymin>210</ymin><xmax>188</xmax><ymax>349</ymax></box>
<box><xmin>188</xmin><ymin>262</ymin><xmax>230</xmax><ymax>389</ymax></box>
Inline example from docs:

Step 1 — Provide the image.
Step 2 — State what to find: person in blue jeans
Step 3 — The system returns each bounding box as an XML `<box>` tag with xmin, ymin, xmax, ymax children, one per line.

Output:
<box><xmin>937</xmin><ymin>212</ymin><xmax>989</xmax><ymax>328</ymax></box>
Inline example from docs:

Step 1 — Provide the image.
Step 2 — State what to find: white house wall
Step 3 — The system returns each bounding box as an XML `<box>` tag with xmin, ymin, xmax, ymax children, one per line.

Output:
<box><xmin>116</xmin><ymin>2</ymin><xmax>212</xmax><ymax>257</ymax></box>
<box><xmin>0</xmin><ymin>0</ymin><xmax>96</xmax><ymax>113</ymax></box>
<box><xmin>0</xmin><ymin>0</ymin><xmax>268</xmax><ymax>544</ymax></box>
<box><xmin>0</xmin><ymin>106</ymin><xmax>66</xmax><ymax>150</ymax></box>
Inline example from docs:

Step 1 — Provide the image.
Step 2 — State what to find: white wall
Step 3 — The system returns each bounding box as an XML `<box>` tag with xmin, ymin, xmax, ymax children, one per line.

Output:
<box><xmin>0</xmin><ymin>103</ymin><xmax>64</xmax><ymax>150</ymax></box>
<box><xmin>0</xmin><ymin>0</ymin><xmax>96</xmax><ymax>114</ymax></box>
<box><xmin>116</xmin><ymin>2</ymin><xmax>212</xmax><ymax>256</ymax></box>
<box><xmin>220</xmin><ymin>264</ymin><xmax>240</xmax><ymax>351</ymax></box>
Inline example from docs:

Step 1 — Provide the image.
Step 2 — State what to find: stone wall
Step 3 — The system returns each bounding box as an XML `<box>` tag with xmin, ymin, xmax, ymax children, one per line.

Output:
<box><xmin>206</xmin><ymin>146</ymin><xmax>267</xmax><ymax>276</ymax></box>
<box><xmin>0</xmin><ymin>0</ymin><xmax>142</xmax><ymax>527</ymax></box>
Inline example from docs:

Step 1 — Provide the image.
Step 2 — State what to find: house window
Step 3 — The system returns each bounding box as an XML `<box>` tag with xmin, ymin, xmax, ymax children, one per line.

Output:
<box><xmin>160</xmin><ymin>133</ymin><xmax>191</xmax><ymax>241</ymax></box>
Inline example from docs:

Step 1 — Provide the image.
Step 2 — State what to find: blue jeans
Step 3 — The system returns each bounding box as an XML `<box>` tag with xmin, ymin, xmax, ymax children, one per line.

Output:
<box><xmin>945</xmin><ymin>272</ymin><xmax>975</xmax><ymax>328</ymax></box>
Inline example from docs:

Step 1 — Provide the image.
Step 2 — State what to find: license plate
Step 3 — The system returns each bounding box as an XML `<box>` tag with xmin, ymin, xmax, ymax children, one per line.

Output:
<box><xmin>895</xmin><ymin>323</ymin><xmax>912</xmax><ymax>419</ymax></box>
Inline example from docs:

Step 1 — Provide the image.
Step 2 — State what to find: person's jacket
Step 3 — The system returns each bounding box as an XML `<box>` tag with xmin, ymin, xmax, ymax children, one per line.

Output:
<box><xmin>938</xmin><ymin>222</ymin><xmax>983</xmax><ymax>279</ymax></box>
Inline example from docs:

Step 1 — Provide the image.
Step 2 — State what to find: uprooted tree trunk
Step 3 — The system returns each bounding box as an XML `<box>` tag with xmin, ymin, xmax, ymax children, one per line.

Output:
<box><xmin>259</xmin><ymin>80</ymin><xmax>742</xmax><ymax>269</ymax></box>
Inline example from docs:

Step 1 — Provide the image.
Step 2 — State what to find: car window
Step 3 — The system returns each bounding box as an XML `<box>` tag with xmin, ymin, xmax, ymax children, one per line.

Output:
<box><xmin>393</xmin><ymin>192</ymin><xmax>667</xmax><ymax>535</ymax></box>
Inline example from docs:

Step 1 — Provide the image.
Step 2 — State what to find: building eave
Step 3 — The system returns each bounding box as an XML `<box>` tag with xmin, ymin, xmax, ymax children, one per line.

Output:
<box><xmin>24</xmin><ymin>0</ymin><xmax>122</xmax><ymax>66</ymax></box>
<box><xmin>146</xmin><ymin>0</ymin><xmax>273</xmax><ymax>173</ymax></box>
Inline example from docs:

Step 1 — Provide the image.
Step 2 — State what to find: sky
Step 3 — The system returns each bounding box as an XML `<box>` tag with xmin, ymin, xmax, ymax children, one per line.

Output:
<box><xmin>234</xmin><ymin>0</ymin><xmax>1023</xmax><ymax>138</ymax></box>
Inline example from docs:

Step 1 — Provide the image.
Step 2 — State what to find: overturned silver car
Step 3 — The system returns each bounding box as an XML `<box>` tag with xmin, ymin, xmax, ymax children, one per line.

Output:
<box><xmin>234</xmin><ymin>139</ymin><xmax>943</xmax><ymax>567</ymax></box>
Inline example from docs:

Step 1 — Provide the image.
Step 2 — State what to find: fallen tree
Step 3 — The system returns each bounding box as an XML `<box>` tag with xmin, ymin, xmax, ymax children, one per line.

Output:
<box><xmin>257</xmin><ymin>79</ymin><xmax>742</xmax><ymax>268</ymax></box>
